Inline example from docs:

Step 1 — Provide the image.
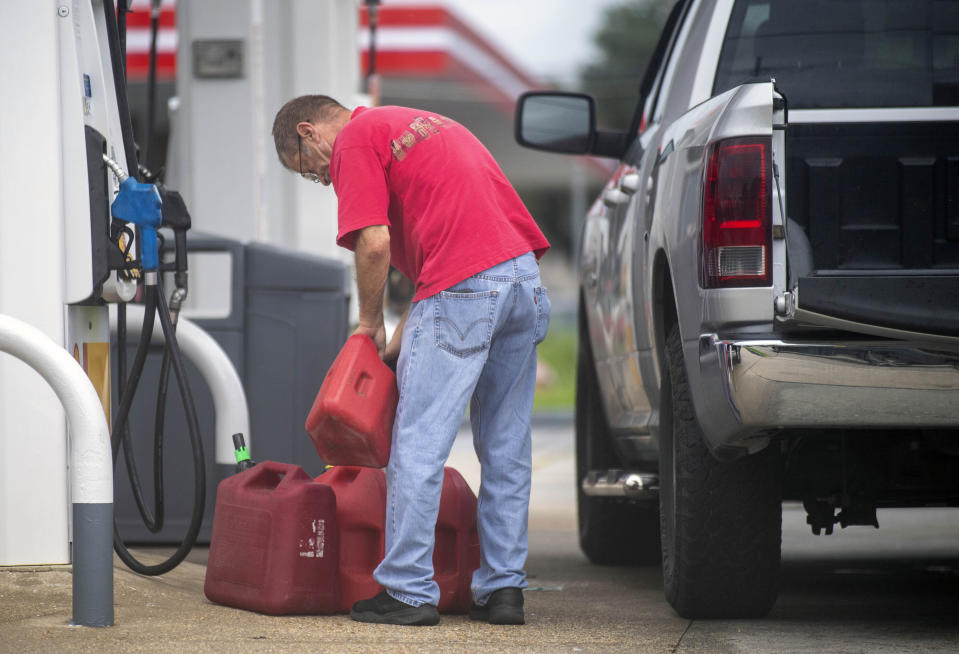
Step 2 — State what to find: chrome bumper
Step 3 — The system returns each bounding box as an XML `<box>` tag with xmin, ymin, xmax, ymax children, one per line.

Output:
<box><xmin>692</xmin><ymin>335</ymin><xmax>959</xmax><ymax>449</ymax></box>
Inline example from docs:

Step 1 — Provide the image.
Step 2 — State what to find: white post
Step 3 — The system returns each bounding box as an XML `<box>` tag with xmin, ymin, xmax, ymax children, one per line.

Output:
<box><xmin>0</xmin><ymin>314</ymin><xmax>113</xmax><ymax>627</ymax></box>
<box><xmin>112</xmin><ymin>307</ymin><xmax>251</xmax><ymax>468</ymax></box>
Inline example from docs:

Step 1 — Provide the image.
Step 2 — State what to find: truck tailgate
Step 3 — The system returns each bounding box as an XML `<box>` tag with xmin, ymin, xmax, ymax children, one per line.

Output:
<box><xmin>797</xmin><ymin>274</ymin><xmax>959</xmax><ymax>337</ymax></box>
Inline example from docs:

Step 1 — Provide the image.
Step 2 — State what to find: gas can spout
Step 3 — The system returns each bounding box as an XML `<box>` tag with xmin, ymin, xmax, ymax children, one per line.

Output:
<box><xmin>232</xmin><ymin>433</ymin><xmax>256</xmax><ymax>472</ymax></box>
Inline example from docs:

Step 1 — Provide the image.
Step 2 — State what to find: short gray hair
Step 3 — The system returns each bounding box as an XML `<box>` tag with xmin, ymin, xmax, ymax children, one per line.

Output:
<box><xmin>272</xmin><ymin>95</ymin><xmax>346</xmax><ymax>164</ymax></box>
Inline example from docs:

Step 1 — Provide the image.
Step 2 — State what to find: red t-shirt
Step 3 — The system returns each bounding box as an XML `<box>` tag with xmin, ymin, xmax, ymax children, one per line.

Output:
<box><xmin>330</xmin><ymin>106</ymin><xmax>550</xmax><ymax>301</ymax></box>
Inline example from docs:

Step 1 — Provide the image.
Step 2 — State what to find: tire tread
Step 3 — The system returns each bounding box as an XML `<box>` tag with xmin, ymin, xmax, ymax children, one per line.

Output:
<box><xmin>662</xmin><ymin>326</ymin><xmax>781</xmax><ymax>618</ymax></box>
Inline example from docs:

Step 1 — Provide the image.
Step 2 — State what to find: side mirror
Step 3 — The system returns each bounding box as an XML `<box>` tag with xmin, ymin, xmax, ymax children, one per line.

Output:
<box><xmin>515</xmin><ymin>91</ymin><xmax>630</xmax><ymax>159</ymax></box>
<box><xmin>514</xmin><ymin>92</ymin><xmax>596</xmax><ymax>155</ymax></box>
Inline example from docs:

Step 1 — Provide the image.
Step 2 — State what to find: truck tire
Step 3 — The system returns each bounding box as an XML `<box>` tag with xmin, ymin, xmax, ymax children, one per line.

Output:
<box><xmin>576</xmin><ymin>323</ymin><xmax>660</xmax><ymax>565</ymax></box>
<box><xmin>660</xmin><ymin>325</ymin><xmax>781</xmax><ymax>618</ymax></box>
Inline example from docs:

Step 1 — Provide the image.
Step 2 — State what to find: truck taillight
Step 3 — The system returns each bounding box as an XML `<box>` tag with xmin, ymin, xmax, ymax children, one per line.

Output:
<box><xmin>701</xmin><ymin>137</ymin><xmax>772</xmax><ymax>288</ymax></box>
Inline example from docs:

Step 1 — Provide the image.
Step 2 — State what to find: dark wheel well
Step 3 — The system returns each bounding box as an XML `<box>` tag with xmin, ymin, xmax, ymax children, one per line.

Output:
<box><xmin>652</xmin><ymin>254</ymin><xmax>677</xmax><ymax>383</ymax></box>
<box><xmin>576</xmin><ymin>291</ymin><xmax>661</xmax><ymax>565</ymax></box>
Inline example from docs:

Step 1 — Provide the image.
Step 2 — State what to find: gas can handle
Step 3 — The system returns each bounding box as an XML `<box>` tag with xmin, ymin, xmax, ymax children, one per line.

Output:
<box><xmin>240</xmin><ymin>460</ymin><xmax>304</xmax><ymax>491</ymax></box>
<box><xmin>353</xmin><ymin>371</ymin><xmax>373</xmax><ymax>396</ymax></box>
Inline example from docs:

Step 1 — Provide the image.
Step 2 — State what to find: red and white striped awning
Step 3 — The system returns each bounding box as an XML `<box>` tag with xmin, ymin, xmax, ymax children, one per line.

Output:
<box><xmin>360</xmin><ymin>5</ymin><xmax>543</xmax><ymax>112</ymax></box>
<box><xmin>124</xmin><ymin>0</ymin><xmax>177</xmax><ymax>81</ymax></box>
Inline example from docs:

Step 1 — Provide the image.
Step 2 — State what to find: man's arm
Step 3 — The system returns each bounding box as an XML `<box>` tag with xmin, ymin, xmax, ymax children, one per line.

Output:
<box><xmin>352</xmin><ymin>225</ymin><xmax>391</xmax><ymax>356</ymax></box>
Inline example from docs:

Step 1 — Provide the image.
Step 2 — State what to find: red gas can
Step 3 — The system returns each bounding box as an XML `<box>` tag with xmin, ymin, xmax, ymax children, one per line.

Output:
<box><xmin>320</xmin><ymin>465</ymin><xmax>387</xmax><ymax>613</ymax></box>
<box><xmin>305</xmin><ymin>334</ymin><xmax>398</xmax><ymax>468</ymax></box>
<box><xmin>204</xmin><ymin>461</ymin><xmax>339</xmax><ymax>615</ymax></box>
<box><xmin>318</xmin><ymin>465</ymin><xmax>479</xmax><ymax>614</ymax></box>
<box><xmin>435</xmin><ymin>467</ymin><xmax>481</xmax><ymax>614</ymax></box>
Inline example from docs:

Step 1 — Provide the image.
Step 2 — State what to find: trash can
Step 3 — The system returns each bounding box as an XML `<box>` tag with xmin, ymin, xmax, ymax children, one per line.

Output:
<box><xmin>113</xmin><ymin>234</ymin><xmax>349</xmax><ymax>543</ymax></box>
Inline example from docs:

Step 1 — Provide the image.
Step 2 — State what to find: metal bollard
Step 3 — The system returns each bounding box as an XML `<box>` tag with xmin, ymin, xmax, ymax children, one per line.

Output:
<box><xmin>0</xmin><ymin>314</ymin><xmax>113</xmax><ymax>627</ymax></box>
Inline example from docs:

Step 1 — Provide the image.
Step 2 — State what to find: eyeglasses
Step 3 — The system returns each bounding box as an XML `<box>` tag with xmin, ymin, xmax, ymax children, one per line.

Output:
<box><xmin>298</xmin><ymin>135</ymin><xmax>322</xmax><ymax>184</ymax></box>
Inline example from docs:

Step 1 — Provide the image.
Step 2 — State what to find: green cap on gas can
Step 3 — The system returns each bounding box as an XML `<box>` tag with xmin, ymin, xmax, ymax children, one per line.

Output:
<box><xmin>232</xmin><ymin>433</ymin><xmax>254</xmax><ymax>468</ymax></box>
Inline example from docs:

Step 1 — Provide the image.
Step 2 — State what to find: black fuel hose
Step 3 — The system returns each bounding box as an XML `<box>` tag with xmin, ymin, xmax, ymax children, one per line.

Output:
<box><xmin>112</xmin><ymin>284</ymin><xmax>206</xmax><ymax>575</ymax></box>
<box><xmin>116</xmin><ymin>302</ymin><xmax>165</xmax><ymax>534</ymax></box>
<box><xmin>118</xmin><ymin>304</ymin><xmax>181</xmax><ymax>535</ymax></box>
<box><xmin>117</xmin><ymin>0</ymin><xmax>128</xmax><ymax>80</ymax></box>
<box><xmin>102</xmin><ymin>0</ymin><xmax>140</xmax><ymax>181</ymax></box>
<box><xmin>143</xmin><ymin>0</ymin><xmax>162</xmax><ymax>173</ymax></box>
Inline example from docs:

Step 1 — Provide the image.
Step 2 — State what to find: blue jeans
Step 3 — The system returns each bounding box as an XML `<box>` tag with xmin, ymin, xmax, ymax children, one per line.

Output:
<box><xmin>373</xmin><ymin>252</ymin><xmax>551</xmax><ymax>607</ymax></box>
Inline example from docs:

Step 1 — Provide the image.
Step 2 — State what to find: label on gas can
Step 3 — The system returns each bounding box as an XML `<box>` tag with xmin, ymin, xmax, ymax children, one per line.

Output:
<box><xmin>298</xmin><ymin>519</ymin><xmax>326</xmax><ymax>558</ymax></box>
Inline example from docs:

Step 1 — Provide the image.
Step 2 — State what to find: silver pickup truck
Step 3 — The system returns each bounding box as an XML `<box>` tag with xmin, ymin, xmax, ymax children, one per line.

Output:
<box><xmin>516</xmin><ymin>0</ymin><xmax>959</xmax><ymax>618</ymax></box>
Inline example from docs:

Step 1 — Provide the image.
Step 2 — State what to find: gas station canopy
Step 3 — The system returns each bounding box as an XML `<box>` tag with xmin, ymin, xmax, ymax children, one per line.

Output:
<box><xmin>359</xmin><ymin>4</ymin><xmax>612</xmax><ymax>189</ymax></box>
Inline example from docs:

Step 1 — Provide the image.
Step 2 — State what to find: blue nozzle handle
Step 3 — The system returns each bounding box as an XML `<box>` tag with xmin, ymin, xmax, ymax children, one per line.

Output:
<box><xmin>110</xmin><ymin>177</ymin><xmax>163</xmax><ymax>271</ymax></box>
<box><xmin>139</xmin><ymin>225</ymin><xmax>159</xmax><ymax>271</ymax></box>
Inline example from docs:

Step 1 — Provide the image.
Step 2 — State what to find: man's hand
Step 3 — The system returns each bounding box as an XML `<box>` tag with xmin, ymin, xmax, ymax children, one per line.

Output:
<box><xmin>353</xmin><ymin>322</ymin><xmax>387</xmax><ymax>358</ymax></box>
<box><xmin>381</xmin><ymin>303</ymin><xmax>410</xmax><ymax>364</ymax></box>
<box><xmin>382</xmin><ymin>326</ymin><xmax>402</xmax><ymax>363</ymax></box>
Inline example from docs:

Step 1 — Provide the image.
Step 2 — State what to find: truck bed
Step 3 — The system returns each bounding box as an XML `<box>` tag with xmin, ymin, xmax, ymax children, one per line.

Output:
<box><xmin>786</xmin><ymin>120</ymin><xmax>959</xmax><ymax>335</ymax></box>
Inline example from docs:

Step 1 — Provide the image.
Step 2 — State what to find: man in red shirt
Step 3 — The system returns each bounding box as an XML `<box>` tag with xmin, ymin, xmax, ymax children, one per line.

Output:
<box><xmin>272</xmin><ymin>96</ymin><xmax>550</xmax><ymax>626</ymax></box>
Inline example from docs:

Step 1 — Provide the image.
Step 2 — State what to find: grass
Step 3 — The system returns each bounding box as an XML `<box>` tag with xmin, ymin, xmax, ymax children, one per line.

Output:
<box><xmin>534</xmin><ymin>322</ymin><xmax>577</xmax><ymax>412</ymax></box>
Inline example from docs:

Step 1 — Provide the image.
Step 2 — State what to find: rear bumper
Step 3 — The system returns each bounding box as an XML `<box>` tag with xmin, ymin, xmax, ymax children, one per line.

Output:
<box><xmin>692</xmin><ymin>334</ymin><xmax>959</xmax><ymax>450</ymax></box>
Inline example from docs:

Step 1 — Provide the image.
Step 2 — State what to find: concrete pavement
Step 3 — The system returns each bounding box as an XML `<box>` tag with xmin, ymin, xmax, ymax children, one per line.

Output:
<box><xmin>4</xmin><ymin>418</ymin><xmax>959</xmax><ymax>653</ymax></box>
<box><xmin>1</xmin><ymin>418</ymin><xmax>689</xmax><ymax>653</ymax></box>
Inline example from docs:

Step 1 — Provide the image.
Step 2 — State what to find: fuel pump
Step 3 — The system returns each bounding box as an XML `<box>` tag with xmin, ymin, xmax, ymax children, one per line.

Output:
<box><xmin>64</xmin><ymin>0</ymin><xmax>211</xmax><ymax>575</ymax></box>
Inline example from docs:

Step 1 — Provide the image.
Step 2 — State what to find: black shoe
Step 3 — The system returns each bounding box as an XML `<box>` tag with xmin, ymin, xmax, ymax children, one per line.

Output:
<box><xmin>350</xmin><ymin>590</ymin><xmax>440</xmax><ymax>626</ymax></box>
<box><xmin>468</xmin><ymin>587</ymin><xmax>525</xmax><ymax>625</ymax></box>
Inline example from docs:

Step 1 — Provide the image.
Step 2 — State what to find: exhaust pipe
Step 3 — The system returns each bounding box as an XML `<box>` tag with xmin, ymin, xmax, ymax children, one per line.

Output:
<box><xmin>581</xmin><ymin>469</ymin><xmax>658</xmax><ymax>500</ymax></box>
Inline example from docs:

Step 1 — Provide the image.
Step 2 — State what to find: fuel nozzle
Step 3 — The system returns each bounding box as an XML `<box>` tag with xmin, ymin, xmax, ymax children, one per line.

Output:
<box><xmin>232</xmin><ymin>433</ymin><xmax>256</xmax><ymax>473</ymax></box>
<box><xmin>158</xmin><ymin>186</ymin><xmax>192</xmax><ymax>322</ymax></box>
<box><xmin>103</xmin><ymin>153</ymin><xmax>162</xmax><ymax>277</ymax></box>
<box><xmin>157</xmin><ymin>186</ymin><xmax>191</xmax><ymax>275</ymax></box>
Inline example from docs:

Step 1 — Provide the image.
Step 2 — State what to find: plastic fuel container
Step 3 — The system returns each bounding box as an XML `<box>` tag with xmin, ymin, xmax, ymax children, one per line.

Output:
<box><xmin>306</xmin><ymin>334</ymin><xmax>398</xmax><ymax>468</ymax></box>
<box><xmin>319</xmin><ymin>465</ymin><xmax>480</xmax><ymax>613</ymax></box>
<box><xmin>434</xmin><ymin>467</ymin><xmax>481</xmax><ymax>613</ymax></box>
<box><xmin>204</xmin><ymin>461</ymin><xmax>339</xmax><ymax>615</ymax></box>
<box><xmin>320</xmin><ymin>465</ymin><xmax>388</xmax><ymax>612</ymax></box>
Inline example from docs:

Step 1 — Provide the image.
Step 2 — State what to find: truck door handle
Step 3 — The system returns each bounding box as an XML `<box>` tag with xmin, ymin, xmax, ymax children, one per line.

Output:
<box><xmin>619</xmin><ymin>173</ymin><xmax>641</xmax><ymax>195</ymax></box>
<box><xmin>582</xmin><ymin>261</ymin><xmax>599</xmax><ymax>288</ymax></box>
<box><xmin>603</xmin><ymin>188</ymin><xmax>630</xmax><ymax>207</ymax></box>
<box><xmin>656</xmin><ymin>140</ymin><xmax>674</xmax><ymax>166</ymax></box>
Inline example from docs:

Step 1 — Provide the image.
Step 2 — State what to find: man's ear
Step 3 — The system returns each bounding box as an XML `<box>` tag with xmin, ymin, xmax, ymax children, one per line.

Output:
<box><xmin>296</xmin><ymin>121</ymin><xmax>314</xmax><ymax>140</ymax></box>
